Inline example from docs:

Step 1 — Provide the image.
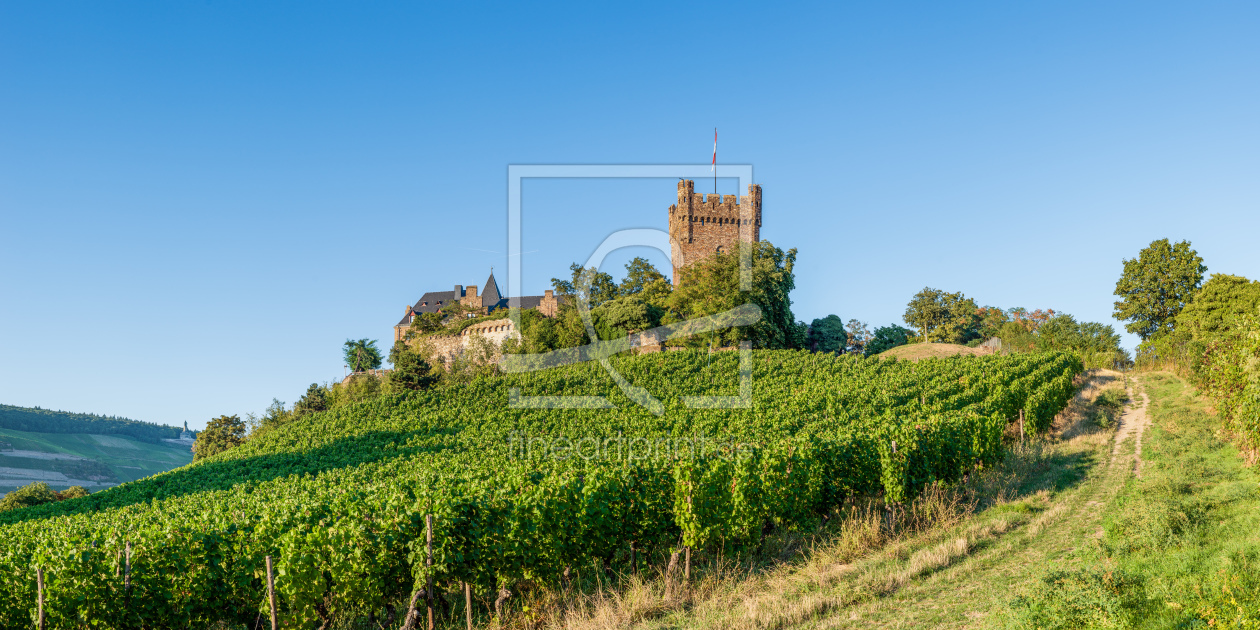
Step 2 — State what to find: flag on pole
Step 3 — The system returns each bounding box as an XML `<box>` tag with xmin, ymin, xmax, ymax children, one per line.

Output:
<box><xmin>711</xmin><ymin>128</ymin><xmax>717</xmax><ymax>171</ymax></box>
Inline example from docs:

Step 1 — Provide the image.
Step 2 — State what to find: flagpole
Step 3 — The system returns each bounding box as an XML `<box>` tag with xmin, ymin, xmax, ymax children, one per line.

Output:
<box><xmin>714</xmin><ymin>128</ymin><xmax>717</xmax><ymax>195</ymax></box>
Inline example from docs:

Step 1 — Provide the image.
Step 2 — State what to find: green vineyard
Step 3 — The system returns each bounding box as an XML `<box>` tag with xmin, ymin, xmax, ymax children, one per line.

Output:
<box><xmin>0</xmin><ymin>350</ymin><xmax>1082</xmax><ymax>628</ymax></box>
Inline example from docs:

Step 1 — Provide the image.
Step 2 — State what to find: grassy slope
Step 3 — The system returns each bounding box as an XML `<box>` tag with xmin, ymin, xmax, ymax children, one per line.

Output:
<box><xmin>876</xmin><ymin>343</ymin><xmax>991</xmax><ymax>362</ymax></box>
<box><xmin>0</xmin><ymin>427</ymin><xmax>192</xmax><ymax>494</ymax></box>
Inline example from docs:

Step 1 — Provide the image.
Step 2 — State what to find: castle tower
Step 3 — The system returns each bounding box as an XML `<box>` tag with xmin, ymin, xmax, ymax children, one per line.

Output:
<box><xmin>667</xmin><ymin>179</ymin><xmax>762</xmax><ymax>285</ymax></box>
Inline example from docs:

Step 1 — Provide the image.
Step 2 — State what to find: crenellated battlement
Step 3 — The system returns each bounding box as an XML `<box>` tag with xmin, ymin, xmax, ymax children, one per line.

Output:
<box><xmin>668</xmin><ymin>179</ymin><xmax>763</xmax><ymax>285</ymax></box>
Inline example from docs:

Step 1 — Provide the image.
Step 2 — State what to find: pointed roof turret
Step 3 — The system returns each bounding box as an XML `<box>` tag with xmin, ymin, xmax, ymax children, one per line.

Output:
<box><xmin>482</xmin><ymin>269</ymin><xmax>502</xmax><ymax>307</ymax></box>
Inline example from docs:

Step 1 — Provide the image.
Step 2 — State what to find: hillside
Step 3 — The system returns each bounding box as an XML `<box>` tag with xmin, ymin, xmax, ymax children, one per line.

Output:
<box><xmin>876</xmin><ymin>341</ymin><xmax>994</xmax><ymax>361</ymax></box>
<box><xmin>0</xmin><ymin>427</ymin><xmax>193</xmax><ymax>496</ymax></box>
<box><xmin>0</xmin><ymin>349</ymin><xmax>1082</xmax><ymax>628</ymax></box>
<box><xmin>0</xmin><ymin>403</ymin><xmax>184</xmax><ymax>443</ymax></box>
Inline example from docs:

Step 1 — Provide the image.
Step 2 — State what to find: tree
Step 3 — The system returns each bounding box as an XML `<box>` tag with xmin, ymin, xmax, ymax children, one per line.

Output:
<box><xmin>406</xmin><ymin>312</ymin><xmax>446</xmax><ymax>337</ymax></box>
<box><xmin>593</xmin><ymin>295</ymin><xmax>662</xmax><ymax>338</ymax></box>
<box><xmin>1113</xmin><ymin>238</ymin><xmax>1206</xmax><ymax>341</ymax></box>
<box><xmin>388</xmin><ymin>347</ymin><xmax>438</xmax><ymax>391</ymax></box>
<box><xmin>58</xmin><ymin>486</ymin><xmax>90</xmax><ymax>500</ymax></box>
<box><xmin>903</xmin><ymin>288</ymin><xmax>979</xmax><ymax>344</ymax></box>
<box><xmin>292</xmin><ymin>383</ymin><xmax>331</xmax><ymax>417</ymax></box>
<box><xmin>0</xmin><ymin>482</ymin><xmax>58</xmax><ymax>512</ymax></box>
<box><xmin>247</xmin><ymin>399</ymin><xmax>291</xmax><ymax>434</ymax></box>
<box><xmin>1174</xmin><ymin>274</ymin><xmax>1260</xmax><ymax>343</ymax></box>
<box><xmin>552</xmin><ymin>263</ymin><xmax>618</xmax><ymax>309</ymax></box>
<box><xmin>1009</xmin><ymin>308</ymin><xmax>1057</xmax><ymax>333</ymax></box>
<box><xmin>975</xmin><ymin>307</ymin><xmax>1011</xmax><ymax>339</ymax></box>
<box><xmin>619</xmin><ymin>257</ymin><xmax>671</xmax><ymax>305</ymax></box>
<box><xmin>666</xmin><ymin>241</ymin><xmax>801</xmax><ymax>349</ymax></box>
<box><xmin>845</xmin><ymin>319</ymin><xmax>872</xmax><ymax>355</ymax></box>
<box><xmin>865</xmin><ymin>324</ymin><xmax>912</xmax><ymax>356</ymax></box>
<box><xmin>193</xmin><ymin>414</ymin><xmax>247</xmax><ymax>461</ymax></box>
<box><xmin>343</xmin><ymin>339</ymin><xmax>383</xmax><ymax>373</ymax></box>
<box><xmin>806</xmin><ymin>314</ymin><xmax>847</xmax><ymax>353</ymax></box>
<box><xmin>1036</xmin><ymin>314</ymin><xmax>1086</xmax><ymax>351</ymax></box>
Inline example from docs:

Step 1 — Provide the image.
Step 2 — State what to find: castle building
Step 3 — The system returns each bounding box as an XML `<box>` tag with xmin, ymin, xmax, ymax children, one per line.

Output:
<box><xmin>667</xmin><ymin>179</ymin><xmax>762</xmax><ymax>285</ymax></box>
<box><xmin>394</xmin><ymin>271</ymin><xmax>563</xmax><ymax>341</ymax></box>
<box><xmin>394</xmin><ymin>179</ymin><xmax>764</xmax><ymax>342</ymax></box>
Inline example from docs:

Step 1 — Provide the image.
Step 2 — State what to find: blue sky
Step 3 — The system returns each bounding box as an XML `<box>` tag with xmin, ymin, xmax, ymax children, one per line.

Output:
<box><xmin>2</xmin><ymin>2</ymin><xmax>1257</xmax><ymax>429</ymax></box>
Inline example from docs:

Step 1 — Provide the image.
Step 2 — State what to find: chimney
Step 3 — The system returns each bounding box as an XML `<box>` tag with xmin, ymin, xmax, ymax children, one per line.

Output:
<box><xmin>467</xmin><ymin>285</ymin><xmax>478</xmax><ymax>298</ymax></box>
<box><xmin>454</xmin><ymin>285</ymin><xmax>463</xmax><ymax>297</ymax></box>
<box><xmin>544</xmin><ymin>289</ymin><xmax>553</xmax><ymax>298</ymax></box>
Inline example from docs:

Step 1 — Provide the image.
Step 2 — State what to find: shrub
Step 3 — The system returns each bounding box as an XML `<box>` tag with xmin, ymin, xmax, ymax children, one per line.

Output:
<box><xmin>1007</xmin><ymin>568</ymin><xmax>1148</xmax><ymax>629</ymax></box>
<box><xmin>0</xmin><ymin>482</ymin><xmax>58</xmax><ymax>512</ymax></box>
<box><xmin>57</xmin><ymin>486</ymin><xmax>90</xmax><ymax>500</ymax></box>
<box><xmin>1091</xmin><ymin>388</ymin><xmax>1128</xmax><ymax>428</ymax></box>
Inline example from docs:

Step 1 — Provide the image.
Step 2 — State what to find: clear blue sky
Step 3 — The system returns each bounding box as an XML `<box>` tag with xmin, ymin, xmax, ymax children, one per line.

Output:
<box><xmin>2</xmin><ymin>2</ymin><xmax>1257</xmax><ymax>429</ymax></box>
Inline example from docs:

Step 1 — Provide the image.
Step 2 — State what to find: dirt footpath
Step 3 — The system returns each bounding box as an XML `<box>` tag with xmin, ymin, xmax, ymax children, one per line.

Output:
<box><xmin>1112</xmin><ymin>379</ymin><xmax>1149</xmax><ymax>477</ymax></box>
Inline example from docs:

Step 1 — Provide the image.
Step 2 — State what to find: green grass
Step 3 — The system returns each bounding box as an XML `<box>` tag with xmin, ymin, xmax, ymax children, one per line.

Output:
<box><xmin>1004</xmin><ymin>372</ymin><xmax>1260</xmax><ymax>629</ymax></box>
<box><xmin>0</xmin><ymin>427</ymin><xmax>192</xmax><ymax>495</ymax></box>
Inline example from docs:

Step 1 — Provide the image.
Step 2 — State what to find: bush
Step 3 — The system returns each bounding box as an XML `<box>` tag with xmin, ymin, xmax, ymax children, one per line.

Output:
<box><xmin>1091</xmin><ymin>389</ymin><xmax>1127</xmax><ymax>428</ymax></box>
<box><xmin>0</xmin><ymin>482</ymin><xmax>58</xmax><ymax>512</ymax></box>
<box><xmin>330</xmin><ymin>373</ymin><xmax>383</xmax><ymax>407</ymax></box>
<box><xmin>1007</xmin><ymin>568</ymin><xmax>1148</xmax><ymax>629</ymax></box>
<box><xmin>57</xmin><ymin>486</ymin><xmax>90</xmax><ymax>500</ymax></box>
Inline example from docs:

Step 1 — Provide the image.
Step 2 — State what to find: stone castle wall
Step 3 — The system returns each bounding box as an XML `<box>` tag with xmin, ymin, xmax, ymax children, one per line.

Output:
<box><xmin>668</xmin><ymin>179</ymin><xmax>762</xmax><ymax>284</ymax></box>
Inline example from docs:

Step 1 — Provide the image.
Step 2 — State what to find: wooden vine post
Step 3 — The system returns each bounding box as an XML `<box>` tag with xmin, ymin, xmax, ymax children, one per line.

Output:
<box><xmin>265</xmin><ymin>555</ymin><xmax>277</xmax><ymax>630</ymax></box>
<box><xmin>426</xmin><ymin>514</ymin><xmax>434</xmax><ymax>630</ymax></box>
<box><xmin>464</xmin><ymin>581</ymin><xmax>472</xmax><ymax>630</ymax></box>
<box><xmin>685</xmin><ymin>483</ymin><xmax>693</xmax><ymax>582</ymax></box>
<box><xmin>1019</xmin><ymin>409</ymin><xmax>1026</xmax><ymax>445</ymax></box>
<box><xmin>124</xmin><ymin>541</ymin><xmax>131</xmax><ymax>591</ymax></box>
<box><xmin>36</xmin><ymin>566</ymin><xmax>46</xmax><ymax>630</ymax></box>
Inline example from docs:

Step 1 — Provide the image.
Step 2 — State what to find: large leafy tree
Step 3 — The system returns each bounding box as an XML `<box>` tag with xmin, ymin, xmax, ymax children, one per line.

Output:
<box><xmin>864</xmin><ymin>324</ymin><xmax>912</xmax><ymax>356</ymax></box>
<box><xmin>903</xmin><ymin>287</ymin><xmax>979</xmax><ymax>344</ymax></box>
<box><xmin>1173</xmin><ymin>274</ymin><xmax>1260</xmax><ymax>343</ymax></box>
<box><xmin>192</xmin><ymin>414</ymin><xmax>246</xmax><ymax>461</ymax></box>
<box><xmin>619</xmin><ymin>257</ymin><xmax>671</xmax><ymax>306</ymax></box>
<box><xmin>806</xmin><ymin>314</ymin><xmax>847</xmax><ymax>353</ymax></box>
<box><xmin>666</xmin><ymin>241</ymin><xmax>801</xmax><ymax>349</ymax></box>
<box><xmin>343</xmin><ymin>339</ymin><xmax>383</xmax><ymax>372</ymax></box>
<box><xmin>593</xmin><ymin>295</ymin><xmax>662</xmax><ymax>338</ymax></box>
<box><xmin>975</xmin><ymin>306</ymin><xmax>1011</xmax><ymax>339</ymax></box>
<box><xmin>552</xmin><ymin>263</ymin><xmax>619</xmax><ymax>309</ymax></box>
<box><xmin>1113</xmin><ymin>238</ymin><xmax>1206</xmax><ymax>341</ymax></box>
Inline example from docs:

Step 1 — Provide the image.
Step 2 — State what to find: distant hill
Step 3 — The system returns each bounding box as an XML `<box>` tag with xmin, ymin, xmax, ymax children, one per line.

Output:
<box><xmin>0</xmin><ymin>426</ymin><xmax>194</xmax><ymax>497</ymax></box>
<box><xmin>0</xmin><ymin>404</ymin><xmax>184</xmax><ymax>444</ymax></box>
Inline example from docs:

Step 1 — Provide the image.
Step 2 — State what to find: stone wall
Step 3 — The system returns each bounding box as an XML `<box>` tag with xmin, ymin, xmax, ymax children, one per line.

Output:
<box><xmin>539</xmin><ymin>290</ymin><xmax>561</xmax><ymax>317</ymax></box>
<box><xmin>460</xmin><ymin>319</ymin><xmax>519</xmax><ymax>346</ymax></box>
